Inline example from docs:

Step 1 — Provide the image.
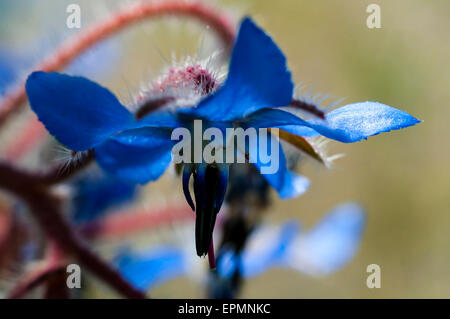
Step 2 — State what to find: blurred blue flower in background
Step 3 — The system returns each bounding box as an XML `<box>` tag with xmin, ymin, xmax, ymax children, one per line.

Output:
<box><xmin>115</xmin><ymin>246</ymin><xmax>187</xmax><ymax>292</ymax></box>
<box><xmin>0</xmin><ymin>0</ymin><xmax>119</xmax><ymax>98</ymax></box>
<box><xmin>70</xmin><ymin>172</ymin><xmax>137</xmax><ymax>224</ymax></box>
<box><xmin>114</xmin><ymin>202</ymin><xmax>366</xmax><ymax>296</ymax></box>
<box><xmin>242</xmin><ymin>202</ymin><xmax>366</xmax><ymax>277</ymax></box>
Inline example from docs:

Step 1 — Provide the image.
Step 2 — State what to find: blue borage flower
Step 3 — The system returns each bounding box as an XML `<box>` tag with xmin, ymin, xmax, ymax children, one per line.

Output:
<box><xmin>25</xmin><ymin>17</ymin><xmax>419</xmax><ymax>257</ymax></box>
<box><xmin>114</xmin><ymin>202</ymin><xmax>366</xmax><ymax>293</ymax></box>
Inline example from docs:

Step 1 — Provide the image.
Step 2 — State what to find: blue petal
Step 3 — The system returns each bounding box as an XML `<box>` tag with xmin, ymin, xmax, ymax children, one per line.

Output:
<box><xmin>115</xmin><ymin>246</ymin><xmax>187</xmax><ymax>291</ymax></box>
<box><xmin>307</xmin><ymin>102</ymin><xmax>421</xmax><ymax>143</ymax></box>
<box><xmin>242</xmin><ymin>221</ymin><xmax>300</xmax><ymax>278</ymax></box>
<box><xmin>246</xmin><ymin>132</ymin><xmax>309</xmax><ymax>199</ymax></box>
<box><xmin>95</xmin><ymin>127</ymin><xmax>175</xmax><ymax>184</ymax></box>
<box><xmin>247</xmin><ymin>102</ymin><xmax>420</xmax><ymax>143</ymax></box>
<box><xmin>180</xmin><ymin>17</ymin><xmax>293</xmax><ymax>121</ymax></box>
<box><xmin>26</xmin><ymin>71</ymin><xmax>134</xmax><ymax>151</ymax></box>
<box><xmin>284</xmin><ymin>202</ymin><xmax>366</xmax><ymax>275</ymax></box>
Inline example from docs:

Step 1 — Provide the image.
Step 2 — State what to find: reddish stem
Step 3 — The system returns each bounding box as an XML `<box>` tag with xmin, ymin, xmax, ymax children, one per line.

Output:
<box><xmin>208</xmin><ymin>238</ymin><xmax>216</xmax><ymax>270</ymax></box>
<box><xmin>44</xmin><ymin>269</ymin><xmax>70</xmax><ymax>299</ymax></box>
<box><xmin>8</xmin><ymin>241</ymin><xmax>66</xmax><ymax>299</ymax></box>
<box><xmin>0</xmin><ymin>0</ymin><xmax>235</xmax><ymax>126</ymax></box>
<box><xmin>0</xmin><ymin>0</ymin><xmax>237</xmax><ymax>299</ymax></box>
<box><xmin>0</xmin><ymin>206</ymin><xmax>30</xmax><ymax>275</ymax></box>
<box><xmin>8</xmin><ymin>262</ymin><xmax>66</xmax><ymax>299</ymax></box>
<box><xmin>78</xmin><ymin>205</ymin><xmax>193</xmax><ymax>240</ymax></box>
<box><xmin>0</xmin><ymin>149</ymin><xmax>94</xmax><ymax>186</ymax></box>
<box><xmin>0</xmin><ymin>209</ymin><xmax>14</xmax><ymax>271</ymax></box>
<box><xmin>0</xmin><ymin>209</ymin><xmax>12</xmax><ymax>256</ymax></box>
<box><xmin>43</xmin><ymin>242</ymin><xmax>70</xmax><ymax>299</ymax></box>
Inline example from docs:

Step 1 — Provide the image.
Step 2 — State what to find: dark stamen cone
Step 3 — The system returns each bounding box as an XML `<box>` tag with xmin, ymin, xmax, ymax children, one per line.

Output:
<box><xmin>193</xmin><ymin>165</ymin><xmax>227</xmax><ymax>257</ymax></box>
<box><xmin>182</xmin><ymin>164</ymin><xmax>195</xmax><ymax>211</ymax></box>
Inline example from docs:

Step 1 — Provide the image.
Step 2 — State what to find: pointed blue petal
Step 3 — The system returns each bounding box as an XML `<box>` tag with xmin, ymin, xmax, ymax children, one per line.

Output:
<box><xmin>26</xmin><ymin>71</ymin><xmax>134</xmax><ymax>151</ymax></box>
<box><xmin>242</xmin><ymin>108</ymin><xmax>309</xmax><ymax>129</ymax></box>
<box><xmin>285</xmin><ymin>202</ymin><xmax>366</xmax><ymax>276</ymax></box>
<box><xmin>243</xmin><ymin>102</ymin><xmax>420</xmax><ymax>143</ymax></box>
<box><xmin>181</xmin><ymin>17</ymin><xmax>293</xmax><ymax>121</ymax></box>
<box><xmin>246</xmin><ymin>132</ymin><xmax>309</xmax><ymax>199</ymax></box>
<box><xmin>306</xmin><ymin>102</ymin><xmax>421</xmax><ymax>143</ymax></box>
<box><xmin>95</xmin><ymin>127</ymin><xmax>174</xmax><ymax>184</ymax></box>
<box><xmin>115</xmin><ymin>246</ymin><xmax>187</xmax><ymax>291</ymax></box>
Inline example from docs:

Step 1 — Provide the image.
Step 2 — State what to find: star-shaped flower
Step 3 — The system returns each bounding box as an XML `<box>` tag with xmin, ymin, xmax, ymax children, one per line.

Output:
<box><xmin>25</xmin><ymin>17</ymin><xmax>419</xmax><ymax>258</ymax></box>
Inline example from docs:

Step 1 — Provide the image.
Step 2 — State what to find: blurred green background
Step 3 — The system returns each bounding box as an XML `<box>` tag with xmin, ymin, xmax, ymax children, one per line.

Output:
<box><xmin>1</xmin><ymin>0</ymin><xmax>449</xmax><ymax>298</ymax></box>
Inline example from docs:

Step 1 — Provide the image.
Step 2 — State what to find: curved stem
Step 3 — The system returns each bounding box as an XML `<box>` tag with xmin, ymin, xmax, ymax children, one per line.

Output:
<box><xmin>0</xmin><ymin>0</ymin><xmax>237</xmax><ymax>299</ymax></box>
<box><xmin>0</xmin><ymin>0</ymin><xmax>235</xmax><ymax>126</ymax></box>
<box><xmin>8</xmin><ymin>263</ymin><xmax>66</xmax><ymax>299</ymax></box>
<box><xmin>208</xmin><ymin>238</ymin><xmax>216</xmax><ymax>270</ymax></box>
<box><xmin>9</xmin><ymin>241</ymin><xmax>66</xmax><ymax>299</ymax></box>
<box><xmin>38</xmin><ymin>150</ymin><xmax>95</xmax><ymax>185</ymax></box>
<box><xmin>78</xmin><ymin>205</ymin><xmax>193</xmax><ymax>240</ymax></box>
<box><xmin>0</xmin><ymin>151</ymin><xmax>94</xmax><ymax>186</ymax></box>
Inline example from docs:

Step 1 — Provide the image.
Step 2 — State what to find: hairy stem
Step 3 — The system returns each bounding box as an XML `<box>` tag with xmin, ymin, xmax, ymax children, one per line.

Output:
<box><xmin>9</xmin><ymin>241</ymin><xmax>66</xmax><ymax>299</ymax></box>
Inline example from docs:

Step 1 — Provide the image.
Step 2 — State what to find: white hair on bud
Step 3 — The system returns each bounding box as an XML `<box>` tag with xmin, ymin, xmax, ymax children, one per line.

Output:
<box><xmin>132</xmin><ymin>51</ymin><xmax>227</xmax><ymax>113</ymax></box>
